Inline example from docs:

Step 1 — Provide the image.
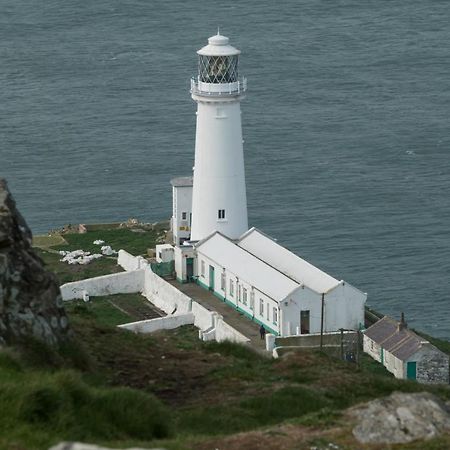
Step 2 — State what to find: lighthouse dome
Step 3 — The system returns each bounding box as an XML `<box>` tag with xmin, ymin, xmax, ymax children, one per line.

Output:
<box><xmin>197</xmin><ymin>33</ymin><xmax>241</xmax><ymax>57</ymax></box>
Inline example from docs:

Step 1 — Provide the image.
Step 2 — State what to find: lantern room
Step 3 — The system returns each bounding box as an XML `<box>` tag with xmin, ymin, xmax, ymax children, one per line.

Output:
<box><xmin>191</xmin><ymin>33</ymin><xmax>247</xmax><ymax>97</ymax></box>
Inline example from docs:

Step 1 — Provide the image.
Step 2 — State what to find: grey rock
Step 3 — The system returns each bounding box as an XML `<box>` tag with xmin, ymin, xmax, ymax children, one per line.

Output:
<box><xmin>0</xmin><ymin>179</ymin><xmax>69</xmax><ymax>346</ymax></box>
<box><xmin>350</xmin><ymin>391</ymin><xmax>450</xmax><ymax>444</ymax></box>
<box><xmin>49</xmin><ymin>443</ymin><xmax>166</xmax><ymax>450</ymax></box>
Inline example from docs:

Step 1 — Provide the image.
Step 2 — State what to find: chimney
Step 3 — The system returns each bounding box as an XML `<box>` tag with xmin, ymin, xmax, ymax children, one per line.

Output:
<box><xmin>398</xmin><ymin>312</ymin><xmax>408</xmax><ymax>331</ymax></box>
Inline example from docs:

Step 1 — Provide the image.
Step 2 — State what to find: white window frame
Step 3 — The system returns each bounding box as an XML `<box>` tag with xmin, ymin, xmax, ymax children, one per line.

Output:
<box><xmin>218</xmin><ymin>209</ymin><xmax>226</xmax><ymax>220</ymax></box>
<box><xmin>182</xmin><ymin>211</ymin><xmax>187</xmax><ymax>220</ymax></box>
<box><xmin>273</xmin><ymin>307</ymin><xmax>278</xmax><ymax>325</ymax></box>
<box><xmin>250</xmin><ymin>291</ymin><xmax>255</xmax><ymax>310</ymax></box>
<box><xmin>220</xmin><ymin>270</ymin><xmax>226</xmax><ymax>291</ymax></box>
<box><xmin>201</xmin><ymin>260</ymin><xmax>205</xmax><ymax>278</ymax></box>
<box><xmin>229</xmin><ymin>279</ymin><xmax>234</xmax><ymax>297</ymax></box>
<box><xmin>259</xmin><ymin>298</ymin><xmax>264</xmax><ymax>316</ymax></box>
<box><xmin>243</xmin><ymin>288</ymin><xmax>248</xmax><ymax>305</ymax></box>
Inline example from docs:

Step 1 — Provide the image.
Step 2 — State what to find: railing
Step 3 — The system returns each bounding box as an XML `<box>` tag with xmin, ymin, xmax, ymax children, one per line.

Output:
<box><xmin>191</xmin><ymin>77</ymin><xmax>247</xmax><ymax>97</ymax></box>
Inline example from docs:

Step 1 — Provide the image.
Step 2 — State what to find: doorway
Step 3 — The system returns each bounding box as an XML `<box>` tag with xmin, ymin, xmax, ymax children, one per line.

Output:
<box><xmin>186</xmin><ymin>258</ymin><xmax>194</xmax><ymax>280</ymax></box>
<box><xmin>209</xmin><ymin>265</ymin><xmax>215</xmax><ymax>291</ymax></box>
<box><xmin>300</xmin><ymin>310</ymin><xmax>310</xmax><ymax>334</ymax></box>
<box><xmin>406</xmin><ymin>361</ymin><xmax>417</xmax><ymax>380</ymax></box>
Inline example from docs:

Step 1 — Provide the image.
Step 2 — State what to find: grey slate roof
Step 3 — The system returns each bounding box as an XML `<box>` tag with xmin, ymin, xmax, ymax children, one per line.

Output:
<box><xmin>364</xmin><ymin>316</ymin><xmax>430</xmax><ymax>361</ymax></box>
<box><xmin>170</xmin><ymin>176</ymin><xmax>193</xmax><ymax>187</ymax></box>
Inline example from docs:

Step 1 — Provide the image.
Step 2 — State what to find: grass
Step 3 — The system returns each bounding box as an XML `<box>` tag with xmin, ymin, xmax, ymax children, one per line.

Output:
<box><xmin>9</xmin><ymin>225</ymin><xmax>448</xmax><ymax>449</ymax></box>
<box><xmin>33</xmin><ymin>226</ymin><xmax>165</xmax><ymax>284</ymax></box>
<box><xmin>53</xmin><ymin>228</ymin><xmax>162</xmax><ymax>255</ymax></box>
<box><xmin>36</xmin><ymin>249</ymin><xmax>122</xmax><ymax>284</ymax></box>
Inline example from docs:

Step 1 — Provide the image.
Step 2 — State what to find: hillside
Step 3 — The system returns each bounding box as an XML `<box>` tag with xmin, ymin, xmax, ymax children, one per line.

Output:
<box><xmin>1</xmin><ymin>226</ymin><xmax>449</xmax><ymax>450</ymax></box>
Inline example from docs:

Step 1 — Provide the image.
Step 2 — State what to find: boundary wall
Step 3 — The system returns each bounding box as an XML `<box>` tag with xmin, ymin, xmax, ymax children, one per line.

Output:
<box><xmin>118</xmin><ymin>313</ymin><xmax>194</xmax><ymax>333</ymax></box>
<box><xmin>118</xmin><ymin>250</ymin><xmax>149</xmax><ymax>271</ymax></box>
<box><xmin>60</xmin><ymin>270</ymin><xmax>144</xmax><ymax>301</ymax></box>
<box><xmin>143</xmin><ymin>267</ymin><xmax>191</xmax><ymax>314</ymax></box>
<box><xmin>66</xmin><ymin>249</ymin><xmax>257</xmax><ymax>347</ymax></box>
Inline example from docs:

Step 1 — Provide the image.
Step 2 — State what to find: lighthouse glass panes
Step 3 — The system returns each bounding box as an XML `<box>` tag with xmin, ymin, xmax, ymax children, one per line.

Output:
<box><xmin>199</xmin><ymin>55</ymin><xmax>238</xmax><ymax>83</ymax></box>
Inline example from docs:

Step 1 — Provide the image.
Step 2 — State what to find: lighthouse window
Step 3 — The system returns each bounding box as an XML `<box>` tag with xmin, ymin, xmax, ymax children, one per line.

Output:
<box><xmin>199</xmin><ymin>55</ymin><xmax>238</xmax><ymax>84</ymax></box>
<box><xmin>218</xmin><ymin>209</ymin><xmax>226</xmax><ymax>220</ymax></box>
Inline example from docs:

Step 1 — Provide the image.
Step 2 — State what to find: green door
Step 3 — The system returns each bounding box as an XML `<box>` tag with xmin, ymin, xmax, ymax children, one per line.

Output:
<box><xmin>407</xmin><ymin>361</ymin><xmax>417</xmax><ymax>380</ymax></box>
<box><xmin>186</xmin><ymin>258</ymin><xmax>194</xmax><ymax>280</ymax></box>
<box><xmin>209</xmin><ymin>265</ymin><xmax>215</xmax><ymax>291</ymax></box>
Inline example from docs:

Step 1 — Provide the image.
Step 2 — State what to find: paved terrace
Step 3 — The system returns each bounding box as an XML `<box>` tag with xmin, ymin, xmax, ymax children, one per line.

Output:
<box><xmin>169</xmin><ymin>280</ymin><xmax>267</xmax><ymax>355</ymax></box>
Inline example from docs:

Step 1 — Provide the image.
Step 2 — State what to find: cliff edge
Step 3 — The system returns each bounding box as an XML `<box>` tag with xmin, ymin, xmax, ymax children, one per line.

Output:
<box><xmin>0</xmin><ymin>179</ymin><xmax>69</xmax><ymax>346</ymax></box>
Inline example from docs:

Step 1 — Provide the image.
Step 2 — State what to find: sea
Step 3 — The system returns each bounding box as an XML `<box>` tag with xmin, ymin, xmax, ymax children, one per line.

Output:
<box><xmin>1</xmin><ymin>0</ymin><xmax>449</xmax><ymax>339</ymax></box>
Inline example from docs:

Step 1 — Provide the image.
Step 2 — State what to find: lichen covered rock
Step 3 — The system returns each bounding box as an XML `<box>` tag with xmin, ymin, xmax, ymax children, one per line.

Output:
<box><xmin>0</xmin><ymin>179</ymin><xmax>69</xmax><ymax>346</ymax></box>
<box><xmin>350</xmin><ymin>391</ymin><xmax>450</xmax><ymax>444</ymax></box>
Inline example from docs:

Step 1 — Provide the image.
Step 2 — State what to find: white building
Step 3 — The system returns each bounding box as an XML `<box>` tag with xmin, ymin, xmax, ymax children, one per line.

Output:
<box><xmin>364</xmin><ymin>315</ymin><xmax>449</xmax><ymax>384</ymax></box>
<box><xmin>193</xmin><ymin>229</ymin><xmax>366</xmax><ymax>336</ymax></box>
<box><xmin>170</xmin><ymin>33</ymin><xmax>367</xmax><ymax>337</ymax></box>
<box><xmin>170</xmin><ymin>176</ymin><xmax>193</xmax><ymax>245</ymax></box>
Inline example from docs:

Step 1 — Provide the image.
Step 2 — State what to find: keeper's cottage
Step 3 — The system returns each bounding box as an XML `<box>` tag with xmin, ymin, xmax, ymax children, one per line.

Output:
<box><xmin>168</xmin><ymin>33</ymin><xmax>367</xmax><ymax>337</ymax></box>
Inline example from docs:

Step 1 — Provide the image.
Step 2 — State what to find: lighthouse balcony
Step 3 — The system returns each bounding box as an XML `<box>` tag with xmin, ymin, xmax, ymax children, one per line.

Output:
<box><xmin>191</xmin><ymin>77</ymin><xmax>247</xmax><ymax>97</ymax></box>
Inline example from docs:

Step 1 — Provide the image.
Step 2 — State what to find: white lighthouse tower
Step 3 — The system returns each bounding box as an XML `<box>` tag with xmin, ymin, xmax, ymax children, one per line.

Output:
<box><xmin>190</xmin><ymin>33</ymin><xmax>248</xmax><ymax>242</ymax></box>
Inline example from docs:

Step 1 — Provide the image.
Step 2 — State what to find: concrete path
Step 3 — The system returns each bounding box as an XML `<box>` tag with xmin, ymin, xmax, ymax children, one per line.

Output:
<box><xmin>169</xmin><ymin>280</ymin><xmax>268</xmax><ymax>355</ymax></box>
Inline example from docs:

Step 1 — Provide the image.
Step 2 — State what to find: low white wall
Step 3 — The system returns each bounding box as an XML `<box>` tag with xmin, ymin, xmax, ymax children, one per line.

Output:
<box><xmin>118</xmin><ymin>313</ymin><xmax>194</xmax><ymax>334</ymax></box>
<box><xmin>143</xmin><ymin>267</ymin><xmax>192</xmax><ymax>314</ymax></box>
<box><xmin>192</xmin><ymin>301</ymin><xmax>217</xmax><ymax>331</ymax></box>
<box><xmin>215</xmin><ymin>317</ymin><xmax>250</xmax><ymax>344</ymax></box>
<box><xmin>60</xmin><ymin>270</ymin><xmax>145</xmax><ymax>301</ymax></box>
<box><xmin>118</xmin><ymin>250</ymin><xmax>149</xmax><ymax>272</ymax></box>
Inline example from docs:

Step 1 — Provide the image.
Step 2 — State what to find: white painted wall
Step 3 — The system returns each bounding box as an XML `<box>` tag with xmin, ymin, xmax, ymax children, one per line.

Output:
<box><xmin>156</xmin><ymin>244</ymin><xmax>174</xmax><ymax>263</ymax></box>
<box><xmin>174</xmin><ymin>245</ymin><xmax>195</xmax><ymax>282</ymax></box>
<box><xmin>215</xmin><ymin>316</ymin><xmax>250</xmax><ymax>344</ymax></box>
<box><xmin>118</xmin><ymin>313</ymin><xmax>194</xmax><ymax>333</ymax></box>
<box><xmin>196</xmin><ymin>251</ymin><xmax>280</xmax><ymax>334</ymax></box>
<box><xmin>363</xmin><ymin>334</ymin><xmax>382</xmax><ymax>363</ymax></box>
<box><xmin>172</xmin><ymin>184</ymin><xmax>193</xmax><ymax>245</ymax></box>
<box><xmin>60</xmin><ymin>270</ymin><xmax>145</xmax><ymax>301</ymax></box>
<box><xmin>192</xmin><ymin>301</ymin><xmax>217</xmax><ymax>332</ymax></box>
<box><xmin>118</xmin><ymin>250</ymin><xmax>149</xmax><ymax>272</ymax></box>
<box><xmin>143</xmin><ymin>266</ymin><xmax>192</xmax><ymax>314</ymax></box>
<box><xmin>190</xmin><ymin>97</ymin><xmax>248</xmax><ymax>241</ymax></box>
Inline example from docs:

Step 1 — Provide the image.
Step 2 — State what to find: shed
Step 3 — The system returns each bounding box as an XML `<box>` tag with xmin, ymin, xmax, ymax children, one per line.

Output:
<box><xmin>363</xmin><ymin>315</ymin><xmax>449</xmax><ymax>384</ymax></box>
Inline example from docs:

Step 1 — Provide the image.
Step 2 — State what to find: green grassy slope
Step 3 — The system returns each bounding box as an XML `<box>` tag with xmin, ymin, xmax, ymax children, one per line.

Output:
<box><xmin>0</xmin><ymin>227</ymin><xmax>445</xmax><ymax>449</ymax></box>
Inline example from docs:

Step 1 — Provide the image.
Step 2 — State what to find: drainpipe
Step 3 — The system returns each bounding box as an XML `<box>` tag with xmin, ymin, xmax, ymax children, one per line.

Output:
<box><xmin>320</xmin><ymin>293</ymin><xmax>325</xmax><ymax>350</ymax></box>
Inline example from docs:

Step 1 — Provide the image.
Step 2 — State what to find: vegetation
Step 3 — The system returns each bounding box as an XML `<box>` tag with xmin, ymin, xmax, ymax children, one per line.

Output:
<box><xmin>1</xmin><ymin>227</ymin><xmax>443</xmax><ymax>449</ymax></box>
<box><xmin>33</xmin><ymin>227</ymin><xmax>163</xmax><ymax>284</ymax></box>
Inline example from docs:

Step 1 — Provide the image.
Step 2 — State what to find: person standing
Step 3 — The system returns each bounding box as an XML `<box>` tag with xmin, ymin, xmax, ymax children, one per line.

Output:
<box><xmin>259</xmin><ymin>324</ymin><xmax>266</xmax><ymax>340</ymax></box>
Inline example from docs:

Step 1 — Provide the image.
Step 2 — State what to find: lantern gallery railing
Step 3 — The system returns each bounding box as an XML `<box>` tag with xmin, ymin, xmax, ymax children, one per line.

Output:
<box><xmin>191</xmin><ymin>77</ymin><xmax>247</xmax><ymax>97</ymax></box>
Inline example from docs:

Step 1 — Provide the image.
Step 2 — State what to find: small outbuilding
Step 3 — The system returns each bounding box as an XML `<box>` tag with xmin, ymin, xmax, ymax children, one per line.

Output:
<box><xmin>363</xmin><ymin>314</ymin><xmax>449</xmax><ymax>384</ymax></box>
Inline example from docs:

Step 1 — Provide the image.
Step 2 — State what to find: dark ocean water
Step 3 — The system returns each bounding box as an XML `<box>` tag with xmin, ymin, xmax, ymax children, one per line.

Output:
<box><xmin>1</xmin><ymin>1</ymin><xmax>449</xmax><ymax>338</ymax></box>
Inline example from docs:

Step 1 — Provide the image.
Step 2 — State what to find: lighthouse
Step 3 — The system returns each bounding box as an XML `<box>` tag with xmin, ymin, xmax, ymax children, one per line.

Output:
<box><xmin>189</xmin><ymin>33</ymin><xmax>248</xmax><ymax>242</ymax></box>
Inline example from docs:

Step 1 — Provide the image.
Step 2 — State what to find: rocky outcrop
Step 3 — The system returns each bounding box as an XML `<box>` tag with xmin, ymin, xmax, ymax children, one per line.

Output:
<box><xmin>0</xmin><ymin>179</ymin><xmax>69</xmax><ymax>346</ymax></box>
<box><xmin>350</xmin><ymin>391</ymin><xmax>450</xmax><ymax>444</ymax></box>
<box><xmin>49</xmin><ymin>443</ymin><xmax>166</xmax><ymax>450</ymax></box>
